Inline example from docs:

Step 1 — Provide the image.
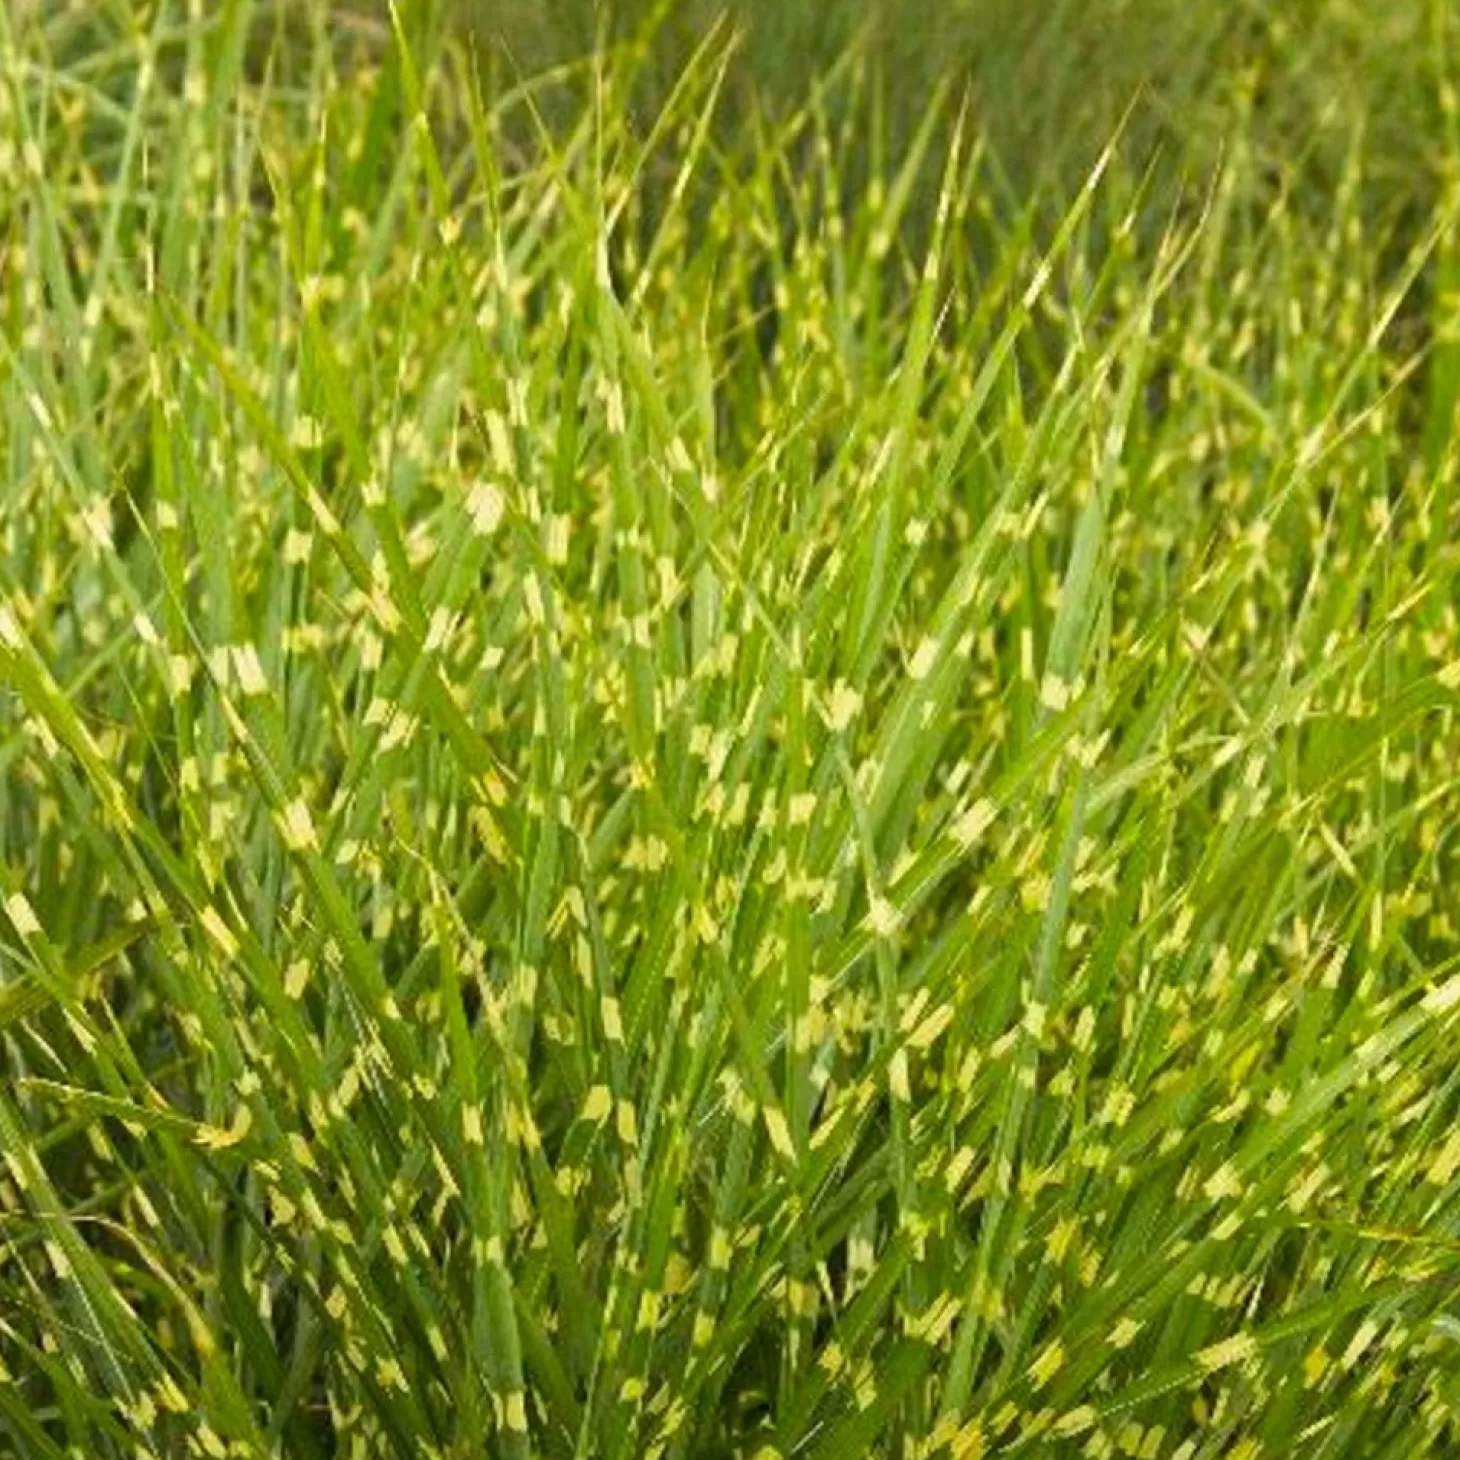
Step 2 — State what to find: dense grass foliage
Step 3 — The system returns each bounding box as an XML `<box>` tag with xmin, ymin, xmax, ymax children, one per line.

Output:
<box><xmin>4</xmin><ymin>3</ymin><xmax>1460</xmax><ymax>1458</ymax></box>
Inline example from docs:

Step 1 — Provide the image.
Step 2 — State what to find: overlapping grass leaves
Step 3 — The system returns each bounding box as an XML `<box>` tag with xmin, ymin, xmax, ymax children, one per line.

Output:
<box><xmin>3</xmin><ymin>4</ymin><xmax>1460</xmax><ymax>1458</ymax></box>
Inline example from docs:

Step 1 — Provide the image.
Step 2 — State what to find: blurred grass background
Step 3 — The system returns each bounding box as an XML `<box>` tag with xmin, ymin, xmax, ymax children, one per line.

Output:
<box><xmin>460</xmin><ymin>0</ymin><xmax>1455</xmax><ymax>227</ymax></box>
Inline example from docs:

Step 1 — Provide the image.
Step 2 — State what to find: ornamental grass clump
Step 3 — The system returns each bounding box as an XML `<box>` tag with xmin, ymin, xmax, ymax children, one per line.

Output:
<box><xmin>3</xmin><ymin>4</ymin><xmax>1460</xmax><ymax>1458</ymax></box>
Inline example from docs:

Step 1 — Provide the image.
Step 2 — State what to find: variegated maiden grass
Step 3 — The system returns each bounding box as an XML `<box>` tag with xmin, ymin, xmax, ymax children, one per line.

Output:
<box><xmin>3</xmin><ymin>4</ymin><xmax>1460</xmax><ymax>1459</ymax></box>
